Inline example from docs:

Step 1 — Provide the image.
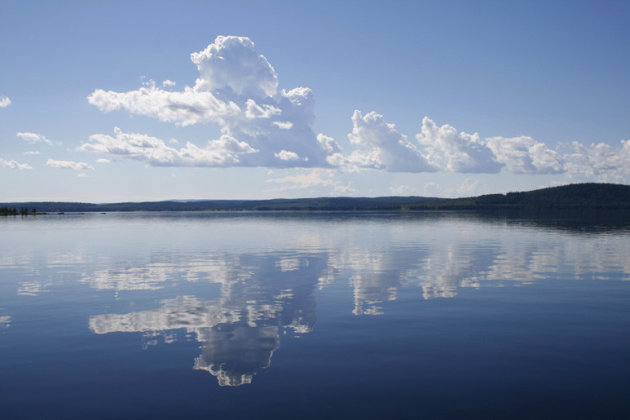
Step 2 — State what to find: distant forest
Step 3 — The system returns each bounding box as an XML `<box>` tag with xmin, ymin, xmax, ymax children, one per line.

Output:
<box><xmin>0</xmin><ymin>207</ymin><xmax>37</xmax><ymax>216</ymax></box>
<box><xmin>1</xmin><ymin>183</ymin><xmax>629</xmax><ymax>214</ymax></box>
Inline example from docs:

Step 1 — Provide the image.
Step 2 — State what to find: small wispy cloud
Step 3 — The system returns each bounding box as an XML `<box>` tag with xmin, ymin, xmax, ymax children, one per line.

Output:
<box><xmin>17</xmin><ymin>132</ymin><xmax>53</xmax><ymax>146</ymax></box>
<box><xmin>0</xmin><ymin>96</ymin><xmax>11</xmax><ymax>108</ymax></box>
<box><xmin>274</xmin><ymin>150</ymin><xmax>301</xmax><ymax>161</ymax></box>
<box><xmin>0</xmin><ymin>157</ymin><xmax>32</xmax><ymax>170</ymax></box>
<box><xmin>390</xmin><ymin>178</ymin><xmax>483</xmax><ymax>198</ymax></box>
<box><xmin>266</xmin><ymin>168</ymin><xmax>355</xmax><ymax>195</ymax></box>
<box><xmin>46</xmin><ymin>159</ymin><xmax>94</xmax><ymax>171</ymax></box>
<box><xmin>389</xmin><ymin>185</ymin><xmax>422</xmax><ymax>196</ymax></box>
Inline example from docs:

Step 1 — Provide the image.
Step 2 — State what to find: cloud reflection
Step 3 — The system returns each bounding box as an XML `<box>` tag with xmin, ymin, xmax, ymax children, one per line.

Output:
<box><xmin>80</xmin><ymin>255</ymin><xmax>252</xmax><ymax>292</ymax></box>
<box><xmin>0</xmin><ymin>315</ymin><xmax>11</xmax><ymax>329</ymax></box>
<box><xmin>89</xmin><ymin>254</ymin><xmax>320</xmax><ymax>386</ymax></box>
<box><xmin>4</xmin><ymin>216</ymin><xmax>629</xmax><ymax>387</ymax></box>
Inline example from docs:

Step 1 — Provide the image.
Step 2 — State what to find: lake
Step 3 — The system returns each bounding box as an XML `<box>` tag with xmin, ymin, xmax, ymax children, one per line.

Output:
<box><xmin>1</xmin><ymin>212</ymin><xmax>629</xmax><ymax>418</ymax></box>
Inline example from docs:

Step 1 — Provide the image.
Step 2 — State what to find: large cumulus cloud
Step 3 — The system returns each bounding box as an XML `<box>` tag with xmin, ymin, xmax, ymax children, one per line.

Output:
<box><xmin>82</xmin><ymin>35</ymin><xmax>629</xmax><ymax>181</ymax></box>
<box><xmin>564</xmin><ymin>139</ymin><xmax>630</xmax><ymax>182</ymax></box>
<box><xmin>86</xmin><ymin>35</ymin><xmax>332</xmax><ymax>168</ymax></box>
<box><xmin>333</xmin><ymin>112</ymin><xmax>568</xmax><ymax>175</ymax></box>
<box><xmin>416</xmin><ymin>117</ymin><xmax>501</xmax><ymax>173</ymax></box>
<box><xmin>486</xmin><ymin>135</ymin><xmax>564</xmax><ymax>174</ymax></box>
<box><xmin>328</xmin><ymin>110</ymin><xmax>435</xmax><ymax>172</ymax></box>
<box><xmin>190</xmin><ymin>36</ymin><xmax>278</xmax><ymax>98</ymax></box>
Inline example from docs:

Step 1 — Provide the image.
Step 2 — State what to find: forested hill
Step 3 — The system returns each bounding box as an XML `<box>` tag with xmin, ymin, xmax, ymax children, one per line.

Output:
<box><xmin>408</xmin><ymin>183</ymin><xmax>630</xmax><ymax>211</ymax></box>
<box><xmin>0</xmin><ymin>196</ymin><xmax>438</xmax><ymax>213</ymax></box>
<box><xmin>1</xmin><ymin>183</ymin><xmax>629</xmax><ymax>213</ymax></box>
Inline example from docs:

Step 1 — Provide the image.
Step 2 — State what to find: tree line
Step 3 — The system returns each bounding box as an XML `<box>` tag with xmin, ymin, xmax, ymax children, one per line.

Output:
<box><xmin>0</xmin><ymin>207</ymin><xmax>36</xmax><ymax>216</ymax></box>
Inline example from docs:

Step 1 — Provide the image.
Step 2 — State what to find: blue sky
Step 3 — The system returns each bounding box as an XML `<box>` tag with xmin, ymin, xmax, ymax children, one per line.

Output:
<box><xmin>1</xmin><ymin>0</ymin><xmax>629</xmax><ymax>202</ymax></box>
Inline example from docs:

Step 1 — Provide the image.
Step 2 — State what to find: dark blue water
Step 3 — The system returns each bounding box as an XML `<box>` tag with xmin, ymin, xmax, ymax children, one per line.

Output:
<box><xmin>1</xmin><ymin>212</ymin><xmax>629</xmax><ymax>418</ymax></box>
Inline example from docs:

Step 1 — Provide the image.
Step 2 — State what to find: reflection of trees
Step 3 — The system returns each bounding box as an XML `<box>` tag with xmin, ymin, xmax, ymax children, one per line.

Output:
<box><xmin>89</xmin><ymin>253</ymin><xmax>322</xmax><ymax>386</ymax></box>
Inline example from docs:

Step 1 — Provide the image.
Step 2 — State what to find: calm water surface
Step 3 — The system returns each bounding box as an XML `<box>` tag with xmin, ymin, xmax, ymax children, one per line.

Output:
<box><xmin>1</xmin><ymin>212</ymin><xmax>629</xmax><ymax>418</ymax></box>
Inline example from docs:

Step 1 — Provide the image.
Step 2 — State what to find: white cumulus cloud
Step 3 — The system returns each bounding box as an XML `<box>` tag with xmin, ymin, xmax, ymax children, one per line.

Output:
<box><xmin>82</xmin><ymin>35</ymin><xmax>630</xmax><ymax>181</ymax></box>
<box><xmin>0</xmin><ymin>158</ymin><xmax>32</xmax><ymax>170</ymax></box>
<box><xmin>334</xmin><ymin>114</ymin><xmax>572</xmax><ymax>176</ymax></box>
<box><xmin>79</xmin><ymin>127</ymin><xmax>256</xmax><ymax>167</ymax></box>
<box><xmin>0</xmin><ymin>96</ymin><xmax>10</xmax><ymax>108</ymax></box>
<box><xmin>416</xmin><ymin>117</ymin><xmax>502</xmax><ymax>173</ymax></box>
<box><xmin>564</xmin><ymin>140</ymin><xmax>630</xmax><ymax>182</ymax></box>
<box><xmin>316</xmin><ymin>134</ymin><xmax>340</xmax><ymax>154</ymax></box>
<box><xmin>46</xmin><ymin>159</ymin><xmax>94</xmax><ymax>170</ymax></box>
<box><xmin>16</xmin><ymin>132</ymin><xmax>53</xmax><ymax>145</ymax></box>
<box><xmin>88</xmin><ymin>81</ymin><xmax>240</xmax><ymax>127</ymax></box>
<box><xmin>190</xmin><ymin>35</ymin><xmax>278</xmax><ymax>98</ymax></box>
<box><xmin>274</xmin><ymin>150</ymin><xmax>301</xmax><ymax>161</ymax></box>
<box><xmin>330</xmin><ymin>110</ymin><xmax>435</xmax><ymax>173</ymax></box>
<box><xmin>486</xmin><ymin>135</ymin><xmax>564</xmax><ymax>174</ymax></box>
<box><xmin>85</xmin><ymin>35</ymin><xmax>332</xmax><ymax>169</ymax></box>
<box><xmin>273</xmin><ymin>121</ymin><xmax>293</xmax><ymax>130</ymax></box>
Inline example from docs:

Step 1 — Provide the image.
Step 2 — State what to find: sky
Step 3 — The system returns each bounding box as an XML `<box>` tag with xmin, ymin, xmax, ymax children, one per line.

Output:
<box><xmin>1</xmin><ymin>0</ymin><xmax>629</xmax><ymax>202</ymax></box>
